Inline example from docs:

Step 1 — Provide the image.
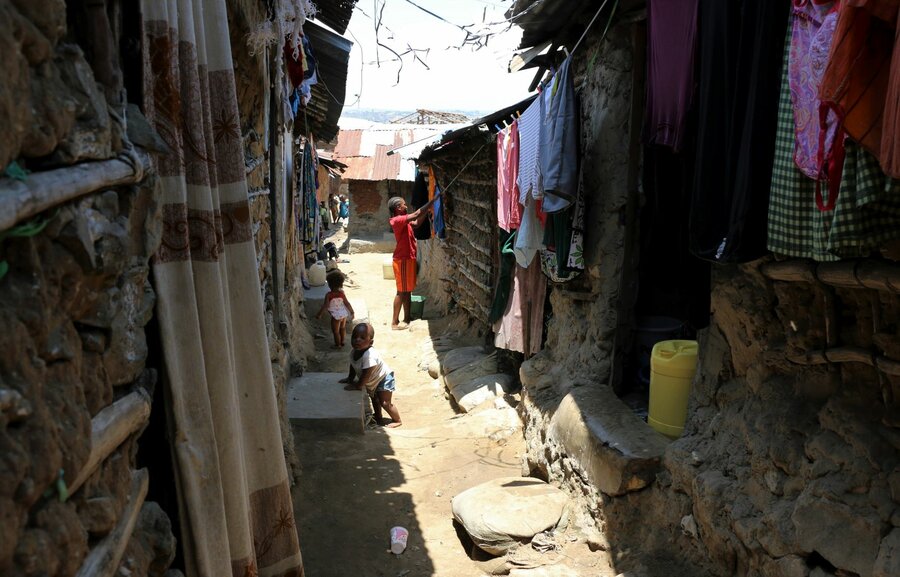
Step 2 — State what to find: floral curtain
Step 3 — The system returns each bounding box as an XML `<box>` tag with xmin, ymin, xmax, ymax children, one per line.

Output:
<box><xmin>142</xmin><ymin>1</ymin><xmax>303</xmax><ymax>575</ymax></box>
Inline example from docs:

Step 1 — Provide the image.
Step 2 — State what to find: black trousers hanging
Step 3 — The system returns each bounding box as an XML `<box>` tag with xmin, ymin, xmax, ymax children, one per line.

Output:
<box><xmin>689</xmin><ymin>0</ymin><xmax>789</xmax><ymax>263</ymax></box>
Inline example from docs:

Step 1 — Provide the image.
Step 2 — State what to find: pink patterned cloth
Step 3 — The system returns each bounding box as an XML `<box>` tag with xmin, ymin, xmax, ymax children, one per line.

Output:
<box><xmin>789</xmin><ymin>0</ymin><xmax>840</xmax><ymax>179</ymax></box>
<box><xmin>497</xmin><ymin>121</ymin><xmax>522</xmax><ymax>232</ymax></box>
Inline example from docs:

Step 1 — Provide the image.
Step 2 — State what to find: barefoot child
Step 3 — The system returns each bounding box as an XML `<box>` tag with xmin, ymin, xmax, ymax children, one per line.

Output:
<box><xmin>316</xmin><ymin>271</ymin><xmax>354</xmax><ymax>348</ymax></box>
<box><xmin>339</xmin><ymin>323</ymin><xmax>402</xmax><ymax>428</ymax></box>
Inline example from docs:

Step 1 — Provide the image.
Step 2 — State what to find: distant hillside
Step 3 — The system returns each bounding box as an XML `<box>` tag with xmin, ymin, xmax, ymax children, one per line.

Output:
<box><xmin>339</xmin><ymin>107</ymin><xmax>488</xmax><ymax>124</ymax></box>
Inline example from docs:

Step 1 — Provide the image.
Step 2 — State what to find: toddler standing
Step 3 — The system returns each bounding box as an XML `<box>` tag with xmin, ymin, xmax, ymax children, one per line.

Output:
<box><xmin>316</xmin><ymin>271</ymin><xmax>354</xmax><ymax>348</ymax></box>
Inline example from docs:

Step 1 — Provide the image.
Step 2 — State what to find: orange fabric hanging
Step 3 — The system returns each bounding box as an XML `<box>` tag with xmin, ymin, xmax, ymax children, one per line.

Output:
<box><xmin>819</xmin><ymin>1</ymin><xmax>896</xmax><ymax>169</ymax></box>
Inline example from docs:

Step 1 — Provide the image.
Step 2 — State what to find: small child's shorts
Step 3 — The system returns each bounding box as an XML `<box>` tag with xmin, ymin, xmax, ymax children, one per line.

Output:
<box><xmin>375</xmin><ymin>372</ymin><xmax>396</xmax><ymax>393</ymax></box>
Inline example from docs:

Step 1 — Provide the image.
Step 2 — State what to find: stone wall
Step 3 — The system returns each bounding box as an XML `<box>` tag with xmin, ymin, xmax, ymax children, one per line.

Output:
<box><xmin>0</xmin><ymin>2</ymin><xmax>178</xmax><ymax>576</ymax></box>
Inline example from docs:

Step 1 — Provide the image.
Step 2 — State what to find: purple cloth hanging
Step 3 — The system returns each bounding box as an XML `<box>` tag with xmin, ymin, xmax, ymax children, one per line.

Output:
<box><xmin>788</xmin><ymin>0</ymin><xmax>840</xmax><ymax>180</ymax></box>
<box><xmin>644</xmin><ymin>0</ymin><xmax>699</xmax><ymax>152</ymax></box>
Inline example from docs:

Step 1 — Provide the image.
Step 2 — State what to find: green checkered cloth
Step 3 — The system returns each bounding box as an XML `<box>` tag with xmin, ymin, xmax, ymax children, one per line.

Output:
<box><xmin>767</xmin><ymin>20</ymin><xmax>900</xmax><ymax>260</ymax></box>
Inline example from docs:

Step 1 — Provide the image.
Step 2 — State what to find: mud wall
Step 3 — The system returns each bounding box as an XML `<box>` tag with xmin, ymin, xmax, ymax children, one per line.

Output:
<box><xmin>640</xmin><ymin>263</ymin><xmax>900</xmax><ymax>577</ymax></box>
<box><xmin>0</xmin><ymin>2</ymin><xmax>176</xmax><ymax>574</ymax></box>
<box><xmin>424</xmin><ymin>133</ymin><xmax>498</xmax><ymax>332</ymax></box>
<box><xmin>228</xmin><ymin>1</ymin><xmax>312</xmax><ymax>478</ymax></box>
<box><xmin>515</xmin><ymin>17</ymin><xmax>900</xmax><ymax>577</ymax></box>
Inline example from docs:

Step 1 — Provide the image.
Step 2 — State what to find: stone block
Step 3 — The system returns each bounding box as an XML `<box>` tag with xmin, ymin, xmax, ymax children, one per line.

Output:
<box><xmin>448</xmin><ymin>373</ymin><xmax>516</xmax><ymax>413</ymax></box>
<box><xmin>792</xmin><ymin>489</ymin><xmax>881</xmax><ymax>576</ymax></box>
<box><xmin>875</xmin><ymin>528</ymin><xmax>900</xmax><ymax>577</ymax></box>
<box><xmin>548</xmin><ymin>389</ymin><xmax>670</xmax><ymax>496</ymax></box>
<box><xmin>286</xmin><ymin>373</ymin><xmax>365</xmax><ymax>434</ymax></box>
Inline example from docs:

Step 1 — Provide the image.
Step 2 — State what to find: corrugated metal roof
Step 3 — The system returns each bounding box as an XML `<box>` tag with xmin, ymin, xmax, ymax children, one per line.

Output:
<box><xmin>333</xmin><ymin>123</ymin><xmax>466</xmax><ymax>181</ymax></box>
<box><xmin>311</xmin><ymin>0</ymin><xmax>357</xmax><ymax>35</ymax></box>
<box><xmin>301</xmin><ymin>21</ymin><xmax>353</xmax><ymax>143</ymax></box>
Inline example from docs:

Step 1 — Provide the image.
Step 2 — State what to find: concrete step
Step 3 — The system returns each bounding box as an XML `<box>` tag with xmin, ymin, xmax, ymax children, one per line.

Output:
<box><xmin>287</xmin><ymin>373</ymin><xmax>366</xmax><ymax>434</ymax></box>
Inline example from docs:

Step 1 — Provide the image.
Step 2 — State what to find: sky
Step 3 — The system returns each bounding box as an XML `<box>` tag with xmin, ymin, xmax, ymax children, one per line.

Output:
<box><xmin>339</xmin><ymin>0</ymin><xmax>535</xmax><ymax>116</ymax></box>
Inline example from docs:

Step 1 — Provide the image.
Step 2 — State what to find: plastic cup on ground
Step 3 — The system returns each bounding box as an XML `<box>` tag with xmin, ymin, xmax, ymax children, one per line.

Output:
<box><xmin>390</xmin><ymin>526</ymin><xmax>408</xmax><ymax>554</ymax></box>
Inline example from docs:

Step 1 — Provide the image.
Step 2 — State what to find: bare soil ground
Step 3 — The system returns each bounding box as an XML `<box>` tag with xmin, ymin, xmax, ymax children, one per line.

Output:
<box><xmin>291</xmin><ymin>246</ymin><xmax>620</xmax><ymax>576</ymax></box>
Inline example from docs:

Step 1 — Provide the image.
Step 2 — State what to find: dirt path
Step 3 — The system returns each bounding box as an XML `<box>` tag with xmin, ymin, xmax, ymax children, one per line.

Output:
<box><xmin>292</xmin><ymin>250</ymin><xmax>527</xmax><ymax>576</ymax></box>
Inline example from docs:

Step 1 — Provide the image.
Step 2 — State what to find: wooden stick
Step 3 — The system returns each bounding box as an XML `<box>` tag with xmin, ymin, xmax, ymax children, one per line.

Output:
<box><xmin>788</xmin><ymin>347</ymin><xmax>877</xmax><ymax>367</ymax></box>
<box><xmin>75</xmin><ymin>469</ymin><xmax>149</xmax><ymax>577</ymax></box>
<box><xmin>760</xmin><ymin>261</ymin><xmax>817</xmax><ymax>283</ymax></box>
<box><xmin>0</xmin><ymin>151</ymin><xmax>148</xmax><ymax>232</ymax></box>
<box><xmin>70</xmin><ymin>389</ymin><xmax>152</xmax><ymax>495</ymax></box>
<box><xmin>453</xmin><ymin>196</ymin><xmax>492</xmax><ymax>210</ymax></box>
<box><xmin>762</xmin><ymin>259</ymin><xmax>900</xmax><ymax>294</ymax></box>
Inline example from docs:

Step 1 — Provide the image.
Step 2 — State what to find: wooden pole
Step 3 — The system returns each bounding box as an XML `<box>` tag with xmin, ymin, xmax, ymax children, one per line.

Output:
<box><xmin>762</xmin><ymin>259</ymin><xmax>900</xmax><ymax>294</ymax></box>
<box><xmin>70</xmin><ymin>389</ymin><xmax>152</xmax><ymax>495</ymax></box>
<box><xmin>75</xmin><ymin>469</ymin><xmax>149</xmax><ymax>577</ymax></box>
<box><xmin>0</xmin><ymin>151</ymin><xmax>147</xmax><ymax>232</ymax></box>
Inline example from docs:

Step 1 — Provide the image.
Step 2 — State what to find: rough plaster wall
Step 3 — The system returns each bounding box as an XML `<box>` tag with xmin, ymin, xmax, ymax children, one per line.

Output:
<box><xmin>416</xmin><ymin>237</ymin><xmax>453</xmax><ymax>315</ymax></box>
<box><xmin>541</xmin><ymin>24</ymin><xmax>634</xmax><ymax>383</ymax></box>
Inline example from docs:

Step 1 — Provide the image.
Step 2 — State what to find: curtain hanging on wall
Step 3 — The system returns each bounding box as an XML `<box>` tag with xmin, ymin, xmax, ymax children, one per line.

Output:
<box><xmin>142</xmin><ymin>1</ymin><xmax>303</xmax><ymax>576</ymax></box>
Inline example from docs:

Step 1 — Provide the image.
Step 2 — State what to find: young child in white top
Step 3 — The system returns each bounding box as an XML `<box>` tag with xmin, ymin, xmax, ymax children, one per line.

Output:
<box><xmin>316</xmin><ymin>271</ymin><xmax>354</xmax><ymax>348</ymax></box>
<box><xmin>339</xmin><ymin>323</ymin><xmax>402</xmax><ymax>428</ymax></box>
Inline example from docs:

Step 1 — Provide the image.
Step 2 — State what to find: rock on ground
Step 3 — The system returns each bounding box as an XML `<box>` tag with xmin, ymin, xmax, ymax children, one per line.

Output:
<box><xmin>451</xmin><ymin>477</ymin><xmax>569</xmax><ymax>555</ymax></box>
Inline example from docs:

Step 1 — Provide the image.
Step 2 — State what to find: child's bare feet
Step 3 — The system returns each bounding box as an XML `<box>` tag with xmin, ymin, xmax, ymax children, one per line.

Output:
<box><xmin>385</xmin><ymin>421</ymin><xmax>402</xmax><ymax>428</ymax></box>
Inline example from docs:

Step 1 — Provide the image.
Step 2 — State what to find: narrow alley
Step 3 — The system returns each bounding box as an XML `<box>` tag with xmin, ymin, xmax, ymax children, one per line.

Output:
<box><xmin>2</xmin><ymin>1</ymin><xmax>899</xmax><ymax>577</ymax></box>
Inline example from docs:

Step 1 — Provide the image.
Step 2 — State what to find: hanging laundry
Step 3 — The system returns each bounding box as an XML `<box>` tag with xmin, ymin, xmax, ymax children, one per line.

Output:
<box><xmin>788</xmin><ymin>0</ymin><xmax>840</xmax><ymax>181</ymax></box>
<box><xmin>567</xmin><ymin>183</ymin><xmax>585</xmax><ymax>271</ymax></box>
<box><xmin>284</xmin><ymin>38</ymin><xmax>304</xmax><ymax>88</ymax></box>
<box><xmin>411</xmin><ymin>169</ymin><xmax>431</xmax><ymax>240</ymax></box>
<box><xmin>820</xmin><ymin>2</ymin><xmax>896</xmax><ymax>176</ymax></box>
<box><xmin>539</xmin><ymin>57</ymin><xmax>579</xmax><ymax>213</ymax></box>
<box><xmin>690</xmin><ymin>0</ymin><xmax>790</xmax><ymax>263</ymax></box>
<box><xmin>300</xmin><ymin>139</ymin><xmax>320</xmax><ymax>252</ymax></box>
<box><xmin>497</xmin><ymin>121</ymin><xmax>522</xmax><ymax>231</ymax></box>
<box><xmin>540</xmin><ymin>208</ymin><xmax>579</xmax><ymax>283</ymax></box>
<box><xmin>644</xmin><ymin>0</ymin><xmax>699</xmax><ymax>152</ymax></box>
<box><xmin>513</xmin><ymin>196</ymin><xmax>544</xmax><ymax>268</ymax></box>
<box><xmin>489</xmin><ymin>229</ymin><xmax>517</xmax><ymax>323</ymax></box>
<box><xmin>517</xmin><ymin>92</ymin><xmax>543</xmax><ymax>202</ymax></box>
<box><xmin>493</xmin><ymin>259</ymin><xmax>547</xmax><ymax>357</ymax></box>
<box><xmin>432</xmin><ymin>185</ymin><xmax>446</xmax><ymax>240</ymax></box>
<box><xmin>427</xmin><ymin>165</ymin><xmax>437</xmax><ymax>200</ymax></box>
<box><xmin>300</xmin><ymin>35</ymin><xmax>318</xmax><ymax>106</ymax></box>
<box><xmin>540</xmin><ymin>173</ymin><xmax>585</xmax><ymax>282</ymax></box>
<box><xmin>769</xmin><ymin>23</ymin><xmax>900</xmax><ymax>260</ymax></box>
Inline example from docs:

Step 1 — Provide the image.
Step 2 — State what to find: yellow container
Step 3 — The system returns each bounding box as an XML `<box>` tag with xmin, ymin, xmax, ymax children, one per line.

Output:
<box><xmin>383</xmin><ymin>257</ymin><xmax>394</xmax><ymax>280</ymax></box>
<box><xmin>648</xmin><ymin>340</ymin><xmax>698</xmax><ymax>439</ymax></box>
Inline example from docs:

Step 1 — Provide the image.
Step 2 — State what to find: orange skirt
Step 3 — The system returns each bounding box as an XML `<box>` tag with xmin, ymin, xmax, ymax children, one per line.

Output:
<box><xmin>393</xmin><ymin>259</ymin><xmax>417</xmax><ymax>293</ymax></box>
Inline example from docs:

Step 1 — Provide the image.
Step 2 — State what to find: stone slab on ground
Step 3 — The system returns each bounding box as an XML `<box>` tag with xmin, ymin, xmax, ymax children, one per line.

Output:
<box><xmin>348</xmin><ymin>235</ymin><xmax>395</xmax><ymax>254</ymax></box>
<box><xmin>451</xmin><ymin>476</ymin><xmax>569</xmax><ymax>555</ymax></box>
<box><xmin>287</xmin><ymin>373</ymin><xmax>365</xmax><ymax>434</ymax></box>
<box><xmin>441</xmin><ymin>346</ymin><xmax>494</xmax><ymax>375</ymax></box>
<box><xmin>449</xmin><ymin>374</ymin><xmax>516</xmax><ymax>413</ymax></box>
